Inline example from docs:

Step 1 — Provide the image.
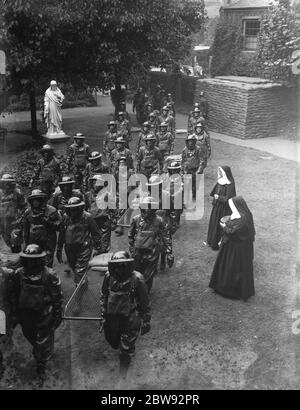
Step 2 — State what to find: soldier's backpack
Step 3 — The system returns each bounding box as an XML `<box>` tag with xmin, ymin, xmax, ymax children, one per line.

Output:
<box><xmin>106</xmin><ymin>276</ymin><xmax>136</xmax><ymax>317</ymax></box>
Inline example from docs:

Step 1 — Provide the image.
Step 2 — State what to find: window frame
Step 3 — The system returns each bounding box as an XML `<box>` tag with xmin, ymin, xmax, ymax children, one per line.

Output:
<box><xmin>242</xmin><ymin>18</ymin><xmax>261</xmax><ymax>51</ymax></box>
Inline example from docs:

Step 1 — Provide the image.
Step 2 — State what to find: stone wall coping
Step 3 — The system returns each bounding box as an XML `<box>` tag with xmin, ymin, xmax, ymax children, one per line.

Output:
<box><xmin>197</xmin><ymin>77</ymin><xmax>283</xmax><ymax>90</ymax></box>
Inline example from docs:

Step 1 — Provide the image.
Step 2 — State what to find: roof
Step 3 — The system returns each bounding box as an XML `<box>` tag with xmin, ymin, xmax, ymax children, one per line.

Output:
<box><xmin>223</xmin><ymin>0</ymin><xmax>274</xmax><ymax>9</ymax></box>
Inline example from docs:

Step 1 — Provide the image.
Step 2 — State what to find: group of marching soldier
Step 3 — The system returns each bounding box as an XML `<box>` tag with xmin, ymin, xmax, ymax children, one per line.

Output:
<box><xmin>0</xmin><ymin>88</ymin><xmax>211</xmax><ymax>383</ymax></box>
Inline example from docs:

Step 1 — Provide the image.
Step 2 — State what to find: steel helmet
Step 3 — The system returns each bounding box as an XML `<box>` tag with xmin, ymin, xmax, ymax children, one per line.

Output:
<box><xmin>89</xmin><ymin>151</ymin><xmax>102</xmax><ymax>161</ymax></box>
<box><xmin>27</xmin><ymin>189</ymin><xmax>47</xmax><ymax>202</ymax></box>
<box><xmin>0</xmin><ymin>173</ymin><xmax>16</xmax><ymax>184</ymax></box>
<box><xmin>64</xmin><ymin>196</ymin><xmax>85</xmax><ymax>209</ymax></box>
<box><xmin>19</xmin><ymin>244</ymin><xmax>47</xmax><ymax>259</ymax></box>
<box><xmin>58</xmin><ymin>176</ymin><xmax>75</xmax><ymax>186</ymax></box>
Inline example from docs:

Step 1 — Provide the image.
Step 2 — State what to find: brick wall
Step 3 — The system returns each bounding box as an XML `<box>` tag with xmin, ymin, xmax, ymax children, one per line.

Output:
<box><xmin>195</xmin><ymin>76</ymin><xmax>298</xmax><ymax>139</ymax></box>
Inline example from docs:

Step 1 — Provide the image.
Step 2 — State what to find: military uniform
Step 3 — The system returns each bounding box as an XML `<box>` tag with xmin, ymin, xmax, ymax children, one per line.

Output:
<box><xmin>0</xmin><ymin>175</ymin><xmax>26</xmax><ymax>252</ymax></box>
<box><xmin>110</xmin><ymin>143</ymin><xmax>134</xmax><ymax>176</ymax></box>
<box><xmin>195</xmin><ymin>128</ymin><xmax>211</xmax><ymax>171</ymax></box>
<box><xmin>23</xmin><ymin>191</ymin><xmax>61</xmax><ymax>268</ymax></box>
<box><xmin>136</xmin><ymin>142</ymin><xmax>161</xmax><ymax>179</ymax></box>
<box><xmin>128</xmin><ymin>199</ymin><xmax>173</xmax><ymax>292</ymax></box>
<box><xmin>57</xmin><ymin>198</ymin><xmax>102</xmax><ymax>284</ymax></box>
<box><xmin>84</xmin><ymin>153</ymin><xmax>109</xmax><ymax>191</ymax></box>
<box><xmin>32</xmin><ymin>156</ymin><xmax>61</xmax><ymax>188</ymax></box>
<box><xmin>182</xmin><ymin>135</ymin><xmax>205</xmax><ymax>200</ymax></box>
<box><xmin>87</xmin><ymin>176</ymin><xmax>113</xmax><ymax>254</ymax></box>
<box><xmin>66</xmin><ymin>136</ymin><xmax>92</xmax><ymax>189</ymax></box>
<box><xmin>100</xmin><ymin>251</ymin><xmax>151</xmax><ymax>374</ymax></box>
<box><xmin>157</xmin><ymin>125</ymin><xmax>174</xmax><ymax>171</ymax></box>
<box><xmin>116</xmin><ymin>114</ymin><xmax>131</xmax><ymax>149</ymax></box>
<box><xmin>6</xmin><ymin>245</ymin><xmax>63</xmax><ymax>379</ymax></box>
<box><xmin>103</xmin><ymin>128</ymin><xmax>118</xmax><ymax>162</ymax></box>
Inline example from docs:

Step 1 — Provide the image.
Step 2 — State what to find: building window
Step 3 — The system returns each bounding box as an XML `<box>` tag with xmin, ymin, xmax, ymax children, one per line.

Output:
<box><xmin>243</xmin><ymin>19</ymin><xmax>260</xmax><ymax>51</ymax></box>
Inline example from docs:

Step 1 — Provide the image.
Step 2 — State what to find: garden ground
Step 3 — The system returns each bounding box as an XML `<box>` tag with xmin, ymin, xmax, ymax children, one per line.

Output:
<box><xmin>0</xmin><ymin>98</ymin><xmax>299</xmax><ymax>390</ymax></box>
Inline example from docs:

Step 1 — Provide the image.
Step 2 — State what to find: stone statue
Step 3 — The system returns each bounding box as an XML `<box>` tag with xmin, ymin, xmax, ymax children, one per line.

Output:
<box><xmin>44</xmin><ymin>80</ymin><xmax>65</xmax><ymax>136</ymax></box>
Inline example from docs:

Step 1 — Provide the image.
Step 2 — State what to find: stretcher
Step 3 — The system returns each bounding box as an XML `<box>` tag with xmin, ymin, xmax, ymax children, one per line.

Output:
<box><xmin>63</xmin><ymin>253</ymin><xmax>113</xmax><ymax>321</ymax></box>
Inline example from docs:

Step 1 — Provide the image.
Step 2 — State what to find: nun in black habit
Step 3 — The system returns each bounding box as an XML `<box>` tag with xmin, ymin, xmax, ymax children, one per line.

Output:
<box><xmin>206</xmin><ymin>166</ymin><xmax>236</xmax><ymax>250</ymax></box>
<box><xmin>209</xmin><ymin>196</ymin><xmax>255</xmax><ymax>302</ymax></box>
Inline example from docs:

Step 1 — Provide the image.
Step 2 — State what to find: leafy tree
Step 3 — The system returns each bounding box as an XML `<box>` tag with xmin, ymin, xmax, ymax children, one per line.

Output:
<box><xmin>2</xmin><ymin>0</ymin><xmax>206</xmax><ymax>133</ymax></box>
<box><xmin>256</xmin><ymin>0</ymin><xmax>300</xmax><ymax>84</ymax></box>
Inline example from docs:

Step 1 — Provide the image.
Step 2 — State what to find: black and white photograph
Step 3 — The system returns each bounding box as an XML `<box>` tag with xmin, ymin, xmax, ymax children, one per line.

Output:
<box><xmin>0</xmin><ymin>0</ymin><xmax>299</xmax><ymax>394</ymax></box>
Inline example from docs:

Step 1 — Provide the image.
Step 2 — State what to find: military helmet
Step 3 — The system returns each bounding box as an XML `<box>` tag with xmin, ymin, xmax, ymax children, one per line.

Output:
<box><xmin>193</xmin><ymin>107</ymin><xmax>201</xmax><ymax>114</ymax></box>
<box><xmin>108</xmin><ymin>251</ymin><xmax>135</xmax><ymax>281</ymax></box>
<box><xmin>149</xmin><ymin>112</ymin><xmax>156</xmax><ymax>118</ymax></box>
<box><xmin>162</xmin><ymin>106</ymin><xmax>169</xmax><ymax>111</ymax></box>
<box><xmin>107</xmin><ymin>120</ymin><xmax>117</xmax><ymax>127</ymax></box>
<box><xmin>115</xmin><ymin>136</ymin><xmax>126</xmax><ymax>144</ymax></box>
<box><xmin>27</xmin><ymin>189</ymin><xmax>47</xmax><ymax>202</ymax></box>
<box><xmin>186</xmin><ymin>134</ymin><xmax>197</xmax><ymax>142</ymax></box>
<box><xmin>64</xmin><ymin>196</ymin><xmax>85</xmax><ymax>209</ymax></box>
<box><xmin>89</xmin><ymin>151</ymin><xmax>102</xmax><ymax>161</ymax></box>
<box><xmin>168</xmin><ymin>161</ymin><xmax>181</xmax><ymax>170</ymax></box>
<box><xmin>74</xmin><ymin>133</ymin><xmax>85</xmax><ymax>139</ymax></box>
<box><xmin>118</xmin><ymin>111</ymin><xmax>125</xmax><ymax>117</ymax></box>
<box><xmin>0</xmin><ymin>173</ymin><xmax>16</xmax><ymax>184</ymax></box>
<box><xmin>19</xmin><ymin>244</ymin><xmax>47</xmax><ymax>259</ymax></box>
<box><xmin>142</xmin><ymin>121</ymin><xmax>150</xmax><ymax>128</ymax></box>
<box><xmin>40</xmin><ymin>144</ymin><xmax>54</xmax><ymax>152</ymax></box>
<box><xmin>159</xmin><ymin>122</ymin><xmax>168</xmax><ymax>128</ymax></box>
<box><xmin>144</xmin><ymin>134</ymin><xmax>156</xmax><ymax>142</ymax></box>
<box><xmin>110</xmin><ymin>251</ymin><xmax>134</xmax><ymax>264</ymax></box>
<box><xmin>117</xmin><ymin>155</ymin><xmax>127</xmax><ymax>163</ymax></box>
<box><xmin>195</xmin><ymin>119</ymin><xmax>204</xmax><ymax>128</ymax></box>
<box><xmin>146</xmin><ymin>102</ymin><xmax>153</xmax><ymax>107</ymax></box>
<box><xmin>58</xmin><ymin>176</ymin><xmax>74</xmax><ymax>186</ymax></box>
<box><xmin>139</xmin><ymin>195</ymin><xmax>159</xmax><ymax>209</ymax></box>
<box><xmin>193</xmin><ymin>102</ymin><xmax>200</xmax><ymax>108</ymax></box>
<box><xmin>146</xmin><ymin>175</ymin><xmax>162</xmax><ymax>187</ymax></box>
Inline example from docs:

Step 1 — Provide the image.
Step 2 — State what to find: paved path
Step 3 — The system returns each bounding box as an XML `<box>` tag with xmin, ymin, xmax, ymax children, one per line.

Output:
<box><xmin>175</xmin><ymin>113</ymin><xmax>300</xmax><ymax>164</ymax></box>
<box><xmin>1</xmin><ymin>97</ymin><xmax>299</xmax><ymax>163</ymax></box>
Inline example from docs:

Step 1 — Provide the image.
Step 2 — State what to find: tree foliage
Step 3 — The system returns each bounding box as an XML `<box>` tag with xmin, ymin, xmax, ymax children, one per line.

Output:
<box><xmin>2</xmin><ymin>0</ymin><xmax>206</xmax><ymax>94</ymax></box>
<box><xmin>210</xmin><ymin>21</ymin><xmax>243</xmax><ymax>77</ymax></box>
<box><xmin>256</xmin><ymin>0</ymin><xmax>300</xmax><ymax>84</ymax></box>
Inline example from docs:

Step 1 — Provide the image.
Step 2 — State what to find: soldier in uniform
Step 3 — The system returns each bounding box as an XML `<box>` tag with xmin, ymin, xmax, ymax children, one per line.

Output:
<box><xmin>103</xmin><ymin>121</ymin><xmax>118</xmax><ymax>162</ymax></box>
<box><xmin>128</xmin><ymin>196</ymin><xmax>174</xmax><ymax>292</ymax></box>
<box><xmin>110</xmin><ymin>137</ymin><xmax>134</xmax><ymax>176</ymax></box>
<box><xmin>100</xmin><ymin>251</ymin><xmax>151</xmax><ymax>376</ymax></box>
<box><xmin>181</xmin><ymin>135</ymin><xmax>205</xmax><ymax>200</ymax></box>
<box><xmin>136</xmin><ymin>121</ymin><xmax>151</xmax><ymax>157</ymax></box>
<box><xmin>52</xmin><ymin>176</ymin><xmax>88</xmax><ymax>215</ymax></box>
<box><xmin>157</xmin><ymin>122</ymin><xmax>174</xmax><ymax>171</ymax></box>
<box><xmin>136</xmin><ymin>134</ymin><xmax>161</xmax><ymax>179</ymax></box>
<box><xmin>30</xmin><ymin>144</ymin><xmax>62</xmax><ymax>191</ymax></box>
<box><xmin>66</xmin><ymin>133</ymin><xmax>92</xmax><ymax>189</ymax></box>
<box><xmin>87</xmin><ymin>175</ymin><xmax>112</xmax><ymax>254</ymax></box>
<box><xmin>6</xmin><ymin>244</ymin><xmax>63</xmax><ymax>383</ymax></box>
<box><xmin>166</xmin><ymin>93</ymin><xmax>175</xmax><ymax>115</ymax></box>
<box><xmin>120</xmin><ymin>102</ymin><xmax>131</xmax><ymax>123</ymax></box>
<box><xmin>0</xmin><ymin>174</ymin><xmax>26</xmax><ymax>253</ymax></box>
<box><xmin>148</xmin><ymin>111</ymin><xmax>160</xmax><ymax>133</ymax></box>
<box><xmin>85</xmin><ymin>151</ymin><xmax>109</xmax><ymax>190</ymax></box>
<box><xmin>116</xmin><ymin>112</ymin><xmax>131</xmax><ymax>149</ymax></box>
<box><xmin>158</xmin><ymin>106</ymin><xmax>172</xmax><ymax>132</ymax></box>
<box><xmin>142</xmin><ymin>102</ymin><xmax>154</xmax><ymax>124</ymax></box>
<box><xmin>153</xmin><ymin>84</ymin><xmax>164</xmax><ymax>111</ymax></box>
<box><xmin>0</xmin><ymin>253</ymin><xmax>20</xmax><ymax>378</ymax></box>
<box><xmin>187</xmin><ymin>107</ymin><xmax>204</xmax><ymax>134</ymax></box>
<box><xmin>194</xmin><ymin>120</ymin><xmax>211</xmax><ymax>171</ymax></box>
<box><xmin>23</xmin><ymin>190</ymin><xmax>61</xmax><ymax>268</ymax></box>
<box><xmin>56</xmin><ymin>197</ymin><xmax>102</xmax><ymax>286</ymax></box>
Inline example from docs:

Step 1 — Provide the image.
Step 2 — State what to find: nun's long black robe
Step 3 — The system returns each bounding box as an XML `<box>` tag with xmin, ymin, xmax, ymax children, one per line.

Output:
<box><xmin>209</xmin><ymin>216</ymin><xmax>255</xmax><ymax>301</ymax></box>
<box><xmin>207</xmin><ymin>183</ymin><xmax>236</xmax><ymax>250</ymax></box>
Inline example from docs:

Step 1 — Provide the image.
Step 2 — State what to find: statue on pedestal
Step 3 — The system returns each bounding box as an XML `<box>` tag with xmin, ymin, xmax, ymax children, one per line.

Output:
<box><xmin>44</xmin><ymin>80</ymin><xmax>65</xmax><ymax>136</ymax></box>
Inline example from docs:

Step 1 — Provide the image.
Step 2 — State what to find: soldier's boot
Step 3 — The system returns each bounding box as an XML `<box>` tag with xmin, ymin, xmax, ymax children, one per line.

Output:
<box><xmin>119</xmin><ymin>353</ymin><xmax>131</xmax><ymax>378</ymax></box>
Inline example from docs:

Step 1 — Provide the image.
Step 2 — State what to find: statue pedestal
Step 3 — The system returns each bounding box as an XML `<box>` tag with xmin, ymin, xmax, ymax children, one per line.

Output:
<box><xmin>43</xmin><ymin>131</ymin><xmax>70</xmax><ymax>157</ymax></box>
